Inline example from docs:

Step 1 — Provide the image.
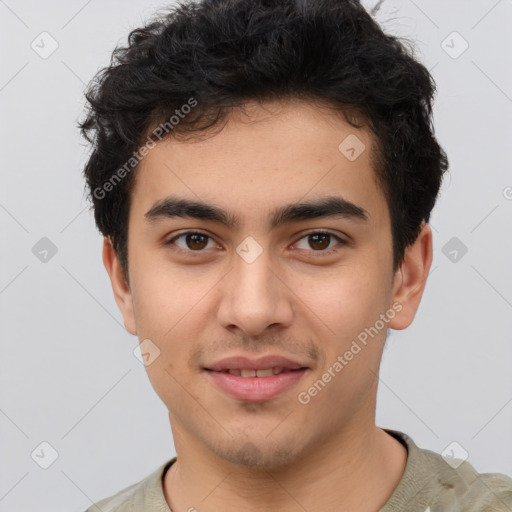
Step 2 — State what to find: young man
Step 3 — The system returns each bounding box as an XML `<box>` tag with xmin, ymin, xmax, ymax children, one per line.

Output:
<box><xmin>79</xmin><ymin>0</ymin><xmax>512</xmax><ymax>510</ymax></box>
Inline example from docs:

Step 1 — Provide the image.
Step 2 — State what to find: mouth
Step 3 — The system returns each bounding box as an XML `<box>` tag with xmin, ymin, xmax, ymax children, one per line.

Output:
<box><xmin>204</xmin><ymin>355</ymin><xmax>309</xmax><ymax>401</ymax></box>
<box><xmin>209</xmin><ymin>367</ymin><xmax>302</xmax><ymax>377</ymax></box>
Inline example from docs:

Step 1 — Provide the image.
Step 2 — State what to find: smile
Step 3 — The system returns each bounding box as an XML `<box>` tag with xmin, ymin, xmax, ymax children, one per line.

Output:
<box><xmin>205</xmin><ymin>368</ymin><xmax>308</xmax><ymax>401</ymax></box>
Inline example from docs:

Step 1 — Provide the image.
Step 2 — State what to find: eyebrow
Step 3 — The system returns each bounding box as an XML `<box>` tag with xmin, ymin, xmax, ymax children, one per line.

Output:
<box><xmin>144</xmin><ymin>195</ymin><xmax>370</xmax><ymax>229</ymax></box>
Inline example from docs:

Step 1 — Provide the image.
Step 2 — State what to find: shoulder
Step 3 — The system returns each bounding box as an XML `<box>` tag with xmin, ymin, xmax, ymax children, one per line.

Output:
<box><xmin>387</xmin><ymin>429</ymin><xmax>512</xmax><ymax>512</ymax></box>
<box><xmin>83</xmin><ymin>458</ymin><xmax>176</xmax><ymax>512</ymax></box>
<box><xmin>83</xmin><ymin>478</ymin><xmax>144</xmax><ymax>512</ymax></box>
<box><xmin>427</xmin><ymin>450</ymin><xmax>512</xmax><ymax>511</ymax></box>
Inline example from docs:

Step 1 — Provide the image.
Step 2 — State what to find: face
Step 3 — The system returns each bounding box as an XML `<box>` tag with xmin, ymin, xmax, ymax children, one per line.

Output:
<box><xmin>104</xmin><ymin>98</ymin><xmax>432</xmax><ymax>470</ymax></box>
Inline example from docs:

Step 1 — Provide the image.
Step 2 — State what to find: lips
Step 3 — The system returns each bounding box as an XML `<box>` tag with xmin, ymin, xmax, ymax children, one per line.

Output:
<box><xmin>222</xmin><ymin>367</ymin><xmax>287</xmax><ymax>377</ymax></box>
<box><xmin>204</xmin><ymin>354</ymin><xmax>309</xmax><ymax>401</ymax></box>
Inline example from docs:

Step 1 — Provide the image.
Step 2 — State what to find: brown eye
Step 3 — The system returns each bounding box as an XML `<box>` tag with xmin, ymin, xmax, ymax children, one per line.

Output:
<box><xmin>294</xmin><ymin>231</ymin><xmax>346</xmax><ymax>255</ymax></box>
<box><xmin>307</xmin><ymin>233</ymin><xmax>331</xmax><ymax>250</ymax></box>
<box><xmin>165</xmin><ymin>231</ymin><xmax>216</xmax><ymax>252</ymax></box>
<box><xmin>183</xmin><ymin>233</ymin><xmax>209</xmax><ymax>250</ymax></box>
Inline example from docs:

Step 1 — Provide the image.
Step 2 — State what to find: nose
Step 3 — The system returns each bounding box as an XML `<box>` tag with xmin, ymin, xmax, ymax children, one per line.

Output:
<box><xmin>216</xmin><ymin>245</ymin><xmax>294</xmax><ymax>337</ymax></box>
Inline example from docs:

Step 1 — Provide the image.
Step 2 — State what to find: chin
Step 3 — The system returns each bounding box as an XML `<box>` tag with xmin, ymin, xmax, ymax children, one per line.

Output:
<box><xmin>213</xmin><ymin>439</ymin><xmax>300</xmax><ymax>470</ymax></box>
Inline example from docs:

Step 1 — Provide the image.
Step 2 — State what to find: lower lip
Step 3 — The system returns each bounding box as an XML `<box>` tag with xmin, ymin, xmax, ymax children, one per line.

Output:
<box><xmin>206</xmin><ymin>369</ymin><xmax>307</xmax><ymax>401</ymax></box>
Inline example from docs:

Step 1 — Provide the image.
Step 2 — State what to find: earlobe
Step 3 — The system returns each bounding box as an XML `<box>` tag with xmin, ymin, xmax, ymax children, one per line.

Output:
<box><xmin>102</xmin><ymin>237</ymin><xmax>137</xmax><ymax>335</ymax></box>
<box><xmin>388</xmin><ymin>222</ymin><xmax>433</xmax><ymax>331</ymax></box>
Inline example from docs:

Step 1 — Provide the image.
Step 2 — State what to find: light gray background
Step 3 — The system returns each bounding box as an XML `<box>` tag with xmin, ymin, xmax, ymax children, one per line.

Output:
<box><xmin>0</xmin><ymin>0</ymin><xmax>511</xmax><ymax>510</ymax></box>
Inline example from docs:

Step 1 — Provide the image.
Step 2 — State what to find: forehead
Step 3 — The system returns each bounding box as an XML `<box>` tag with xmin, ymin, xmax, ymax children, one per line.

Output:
<box><xmin>130</xmin><ymin>99</ymin><xmax>388</xmax><ymax>232</ymax></box>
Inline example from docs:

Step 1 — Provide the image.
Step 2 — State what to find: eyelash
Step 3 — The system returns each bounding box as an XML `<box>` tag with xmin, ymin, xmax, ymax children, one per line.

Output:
<box><xmin>164</xmin><ymin>230</ymin><xmax>347</xmax><ymax>257</ymax></box>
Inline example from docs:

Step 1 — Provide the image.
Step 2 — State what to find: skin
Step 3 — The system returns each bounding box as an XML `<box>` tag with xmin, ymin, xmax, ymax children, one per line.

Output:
<box><xmin>103</xmin><ymin>98</ymin><xmax>433</xmax><ymax>512</ymax></box>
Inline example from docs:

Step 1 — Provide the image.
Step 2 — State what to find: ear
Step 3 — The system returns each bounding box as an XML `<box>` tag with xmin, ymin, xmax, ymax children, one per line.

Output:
<box><xmin>102</xmin><ymin>237</ymin><xmax>137</xmax><ymax>335</ymax></box>
<box><xmin>388</xmin><ymin>222</ymin><xmax>433</xmax><ymax>330</ymax></box>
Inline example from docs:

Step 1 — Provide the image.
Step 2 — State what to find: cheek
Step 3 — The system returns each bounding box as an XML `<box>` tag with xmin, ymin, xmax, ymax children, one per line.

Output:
<box><xmin>129</xmin><ymin>265</ymin><xmax>215</xmax><ymax>371</ymax></box>
<box><xmin>130</xmin><ymin>261</ymin><xmax>207</xmax><ymax>332</ymax></box>
<box><xmin>134</xmin><ymin>276</ymin><xmax>205</xmax><ymax>414</ymax></box>
<box><xmin>294</xmin><ymin>263</ymin><xmax>386</xmax><ymax>335</ymax></box>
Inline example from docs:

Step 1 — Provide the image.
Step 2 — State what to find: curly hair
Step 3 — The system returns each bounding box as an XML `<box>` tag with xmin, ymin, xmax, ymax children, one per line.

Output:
<box><xmin>79</xmin><ymin>0</ymin><xmax>448</xmax><ymax>285</ymax></box>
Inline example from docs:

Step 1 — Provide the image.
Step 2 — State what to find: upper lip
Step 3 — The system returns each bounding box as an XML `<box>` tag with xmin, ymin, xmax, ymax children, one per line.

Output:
<box><xmin>205</xmin><ymin>354</ymin><xmax>308</xmax><ymax>371</ymax></box>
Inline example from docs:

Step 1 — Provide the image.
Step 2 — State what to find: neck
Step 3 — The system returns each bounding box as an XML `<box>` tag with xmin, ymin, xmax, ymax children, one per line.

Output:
<box><xmin>163</xmin><ymin>422</ymin><xmax>407</xmax><ymax>512</ymax></box>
